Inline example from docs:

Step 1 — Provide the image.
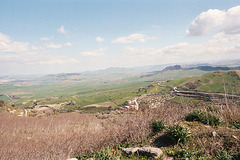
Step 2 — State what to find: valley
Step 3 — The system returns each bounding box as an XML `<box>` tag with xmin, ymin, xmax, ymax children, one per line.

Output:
<box><xmin>1</xmin><ymin>65</ymin><xmax>240</xmax><ymax>116</ymax></box>
<box><xmin>0</xmin><ymin>64</ymin><xmax>240</xmax><ymax>160</ymax></box>
<box><xmin>1</xmin><ymin>1</ymin><xmax>240</xmax><ymax>159</ymax></box>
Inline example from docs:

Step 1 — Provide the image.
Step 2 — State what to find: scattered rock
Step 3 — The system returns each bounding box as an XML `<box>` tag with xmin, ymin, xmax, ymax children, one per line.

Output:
<box><xmin>163</xmin><ymin>156</ymin><xmax>174</xmax><ymax>160</ymax></box>
<box><xmin>66</xmin><ymin>158</ymin><xmax>78</xmax><ymax>160</ymax></box>
<box><xmin>122</xmin><ymin>147</ymin><xmax>163</xmax><ymax>159</ymax></box>
<box><xmin>122</xmin><ymin>147</ymin><xmax>140</xmax><ymax>155</ymax></box>
<box><xmin>212</xmin><ymin>131</ymin><xmax>219</xmax><ymax>137</ymax></box>
<box><xmin>148</xmin><ymin>84</ymin><xmax>154</xmax><ymax>88</ymax></box>
<box><xmin>232</xmin><ymin>135</ymin><xmax>238</xmax><ymax>140</ymax></box>
<box><xmin>124</xmin><ymin>99</ymin><xmax>139</xmax><ymax>110</ymax></box>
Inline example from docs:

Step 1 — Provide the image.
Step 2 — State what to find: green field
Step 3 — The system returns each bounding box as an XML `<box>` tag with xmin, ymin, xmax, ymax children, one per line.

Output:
<box><xmin>0</xmin><ymin>69</ymin><xmax>225</xmax><ymax>108</ymax></box>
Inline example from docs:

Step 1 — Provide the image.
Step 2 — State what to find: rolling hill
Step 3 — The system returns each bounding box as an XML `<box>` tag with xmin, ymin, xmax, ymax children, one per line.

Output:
<box><xmin>164</xmin><ymin>70</ymin><xmax>240</xmax><ymax>94</ymax></box>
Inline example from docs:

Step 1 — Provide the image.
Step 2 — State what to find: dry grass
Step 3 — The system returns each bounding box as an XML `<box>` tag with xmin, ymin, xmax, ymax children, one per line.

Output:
<box><xmin>180</xmin><ymin>121</ymin><xmax>240</xmax><ymax>156</ymax></box>
<box><xmin>0</xmin><ymin>98</ymin><xmax>239</xmax><ymax>159</ymax></box>
<box><xmin>0</xmin><ymin>101</ymin><xmax>189</xmax><ymax>160</ymax></box>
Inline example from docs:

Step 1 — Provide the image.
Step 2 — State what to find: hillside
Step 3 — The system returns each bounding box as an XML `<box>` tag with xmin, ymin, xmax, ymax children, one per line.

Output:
<box><xmin>164</xmin><ymin>70</ymin><xmax>240</xmax><ymax>94</ymax></box>
<box><xmin>1</xmin><ymin>90</ymin><xmax>239</xmax><ymax>159</ymax></box>
<box><xmin>0</xmin><ymin>70</ymin><xmax>240</xmax><ymax>159</ymax></box>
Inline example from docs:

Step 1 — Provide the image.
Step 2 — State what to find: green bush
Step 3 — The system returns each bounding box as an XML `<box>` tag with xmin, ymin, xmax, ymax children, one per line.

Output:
<box><xmin>231</xmin><ymin>120</ymin><xmax>240</xmax><ymax>129</ymax></box>
<box><xmin>151</xmin><ymin>119</ymin><xmax>165</xmax><ymax>134</ymax></box>
<box><xmin>185</xmin><ymin>110</ymin><xmax>222</xmax><ymax>126</ymax></box>
<box><xmin>217</xmin><ymin>150</ymin><xmax>233</xmax><ymax>160</ymax></box>
<box><xmin>93</xmin><ymin>147</ymin><xmax>120</xmax><ymax>160</ymax></box>
<box><xmin>166</xmin><ymin>149</ymin><xmax>205</xmax><ymax>159</ymax></box>
<box><xmin>166</xmin><ymin>124</ymin><xmax>190</xmax><ymax>144</ymax></box>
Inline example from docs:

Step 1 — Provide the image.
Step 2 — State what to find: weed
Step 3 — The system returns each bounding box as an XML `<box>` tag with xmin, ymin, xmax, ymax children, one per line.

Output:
<box><xmin>151</xmin><ymin>119</ymin><xmax>165</xmax><ymax>134</ymax></box>
<box><xmin>93</xmin><ymin>147</ymin><xmax>120</xmax><ymax>160</ymax></box>
<box><xmin>76</xmin><ymin>152</ymin><xmax>95</xmax><ymax>159</ymax></box>
<box><xmin>166</xmin><ymin>149</ymin><xmax>206</xmax><ymax>159</ymax></box>
<box><xmin>77</xmin><ymin>147</ymin><xmax>120</xmax><ymax>160</ymax></box>
<box><xmin>216</xmin><ymin>150</ymin><xmax>233</xmax><ymax>160</ymax></box>
<box><xmin>231</xmin><ymin>120</ymin><xmax>240</xmax><ymax>129</ymax></box>
<box><xmin>185</xmin><ymin>110</ymin><xmax>222</xmax><ymax>126</ymax></box>
<box><xmin>166</xmin><ymin>124</ymin><xmax>191</xmax><ymax>144</ymax></box>
<box><xmin>223</xmin><ymin>137</ymin><xmax>237</xmax><ymax>151</ymax></box>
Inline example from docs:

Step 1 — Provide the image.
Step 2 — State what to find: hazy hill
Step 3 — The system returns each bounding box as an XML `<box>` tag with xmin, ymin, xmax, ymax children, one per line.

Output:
<box><xmin>141</xmin><ymin>63</ymin><xmax>240</xmax><ymax>78</ymax></box>
<box><xmin>162</xmin><ymin>65</ymin><xmax>185</xmax><ymax>72</ymax></box>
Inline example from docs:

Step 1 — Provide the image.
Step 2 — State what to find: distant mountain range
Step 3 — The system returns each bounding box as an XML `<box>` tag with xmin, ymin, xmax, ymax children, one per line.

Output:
<box><xmin>0</xmin><ymin>59</ymin><xmax>239</xmax><ymax>84</ymax></box>
<box><xmin>140</xmin><ymin>64</ymin><xmax>240</xmax><ymax>78</ymax></box>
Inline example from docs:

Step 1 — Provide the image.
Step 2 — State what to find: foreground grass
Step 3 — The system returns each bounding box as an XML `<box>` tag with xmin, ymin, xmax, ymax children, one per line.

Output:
<box><xmin>0</xmin><ymin>98</ymin><xmax>239</xmax><ymax>159</ymax></box>
<box><xmin>0</xmin><ymin>100</ymin><xmax>190</xmax><ymax>159</ymax></box>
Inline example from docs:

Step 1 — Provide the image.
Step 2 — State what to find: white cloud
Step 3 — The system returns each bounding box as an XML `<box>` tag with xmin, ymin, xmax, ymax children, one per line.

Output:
<box><xmin>40</xmin><ymin>37</ymin><xmax>50</xmax><ymax>41</ymax></box>
<box><xmin>186</xmin><ymin>9</ymin><xmax>225</xmax><ymax>36</ymax></box>
<box><xmin>123</xmin><ymin>32</ymin><xmax>240</xmax><ymax>64</ymax></box>
<box><xmin>96</xmin><ymin>37</ymin><xmax>104</xmax><ymax>43</ymax></box>
<box><xmin>187</xmin><ymin>5</ymin><xmax>240</xmax><ymax>36</ymax></box>
<box><xmin>220</xmin><ymin>5</ymin><xmax>240</xmax><ymax>34</ymax></box>
<box><xmin>31</xmin><ymin>45</ymin><xmax>41</xmax><ymax>50</ymax></box>
<box><xmin>80</xmin><ymin>48</ymin><xmax>106</xmax><ymax>56</ymax></box>
<box><xmin>0</xmin><ymin>52</ymin><xmax>80</xmax><ymax>65</ymax></box>
<box><xmin>57</xmin><ymin>25</ymin><xmax>66</xmax><ymax>34</ymax></box>
<box><xmin>152</xmin><ymin>25</ymin><xmax>160</xmax><ymax>29</ymax></box>
<box><xmin>64</xmin><ymin>42</ymin><xmax>72</xmax><ymax>47</ymax></box>
<box><xmin>0</xmin><ymin>33</ymin><xmax>10</xmax><ymax>42</ymax></box>
<box><xmin>112</xmin><ymin>33</ymin><xmax>156</xmax><ymax>43</ymax></box>
<box><xmin>0</xmin><ymin>33</ymin><xmax>29</xmax><ymax>53</ymax></box>
<box><xmin>46</xmin><ymin>43</ymin><xmax>62</xmax><ymax>49</ymax></box>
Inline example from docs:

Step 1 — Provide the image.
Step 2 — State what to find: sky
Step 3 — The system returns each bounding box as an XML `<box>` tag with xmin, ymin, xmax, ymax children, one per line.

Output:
<box><xmin>0</xmin><ymin>0</ymin><xmax>240</xmax><ymax>75</ymax></box>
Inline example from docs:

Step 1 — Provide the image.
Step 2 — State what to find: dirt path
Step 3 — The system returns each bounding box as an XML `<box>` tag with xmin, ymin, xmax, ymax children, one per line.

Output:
<box><xmin>5</xmin><ymin>94</ymin><xmax>13</xmax><ymax>100</ymax></box>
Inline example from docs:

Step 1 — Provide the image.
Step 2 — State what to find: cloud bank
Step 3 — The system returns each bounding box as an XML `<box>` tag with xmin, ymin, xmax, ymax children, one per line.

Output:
<box><xmin>80</xmin><ymin>48</ymin><xmax>107</xmax><ymax>56</ymax></box>
<box><xmin>112</xmin><ymin>33</ymin><xmax>155</xmax><ymax>43</ymax></box>
<box><xmin>0</xmin><ymin>33</ymin><xmax>29</xmax><ymax>53</ymax></box>
<box><xmin>187</xmin><ymin>5</ymin><xmax>240</xmax><ymax>36</ymax></box>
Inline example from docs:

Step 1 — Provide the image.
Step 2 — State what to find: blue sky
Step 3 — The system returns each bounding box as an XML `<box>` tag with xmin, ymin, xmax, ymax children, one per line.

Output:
<box><xmin>0</xmin><ymin>0</ymin><xmax>240</xmax><ymax>75</ymax></box>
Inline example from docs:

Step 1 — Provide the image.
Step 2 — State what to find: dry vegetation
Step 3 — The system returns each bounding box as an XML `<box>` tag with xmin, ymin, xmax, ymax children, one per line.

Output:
<box><xmin>0</xmin><ymin>97</ymin><xmax>239</xmax><ymax>159</ymax></box>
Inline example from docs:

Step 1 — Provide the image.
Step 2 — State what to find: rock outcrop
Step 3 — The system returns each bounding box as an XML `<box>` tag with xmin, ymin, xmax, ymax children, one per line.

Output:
<box><xmin>124</xmin><ymin>99</ymin><xmax>139</xmax><ymax>110</ymax></box>
<box><xmin>122</xmin><ymin>147</ymin><xmax>163</xmax><ymax>159</ymax></box>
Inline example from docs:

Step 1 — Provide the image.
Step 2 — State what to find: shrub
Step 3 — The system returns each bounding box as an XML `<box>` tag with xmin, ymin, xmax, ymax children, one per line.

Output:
<box><xmin>93</xmin><ymin>147</ymin><xmax>120</xmax><ymax>160</ymax></box>
<box><xmin>77</xmin><ymin>147</ymin><xmax>120</xmax><ymax>160</ymax></box>
<box><xmin>151</xmin><ymin>119</ymin><xmax>165</xmax><ymax>134</ymax></box>
<box><xmin>166</xmin><ymin>124</ymin><xmax>190</xmax><ymax>144</ymax></box>
<box><xmin>185</xmin><ymin>110</ymin><xmax>222</xmax><ymax>126</ymax></box>
<box><xmin>216</xmin><ymin>150</ymin><xmax>233</xmax><ymax>160</ymax></box>
<box><xmin>166</xmin><ymin>149</ymin><xmax>205</xmax><ymax>159</ymax></box>
<box><xmin>231</xmin><ymin>120</ymin><xmax>240</xmax><ymax>129</ymax></box>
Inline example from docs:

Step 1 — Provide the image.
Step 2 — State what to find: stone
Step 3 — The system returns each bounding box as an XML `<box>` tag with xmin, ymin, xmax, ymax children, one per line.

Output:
<box><xmin>139</xmin><ymin>147</ymin><xmax>163</xmax><ymax>159</ymax></box>
<box><xmin>122</xmin><ymin>147</ymin><xmax>163</xmax><ymax>159</ymax></box>
<box><xmin>122</xmin><ymin>147</ymin><xmax>140</xmax><ymax>155</ymax></box>
<box><xmin>232</xmin><ymin>135</ymin><xmax>238</xmax><ymax>140</ymax></box>
<box><xmin>212</xmin><ymin>131</ymin><xmax>218</xmax><ymax>137</ymax></box>
<box><xmin>163</xmin><ymin>156</ymin><xmax>174</xmax><ymax>160</ymax></box>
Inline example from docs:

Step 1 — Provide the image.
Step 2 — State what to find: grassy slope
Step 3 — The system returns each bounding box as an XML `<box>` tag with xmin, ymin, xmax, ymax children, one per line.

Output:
<box><xmin>163</xmin><ymin>70</ymin><xmax>240</xmax><ymax>94</ymax></box>
<box><xmin>1</xmin><ymin>70</ymin><xmax>240</xmax><ymax>159</ymax></box>
<box><xmin>140</xmin><ymin>69</ymin><xmax>208</xmax><ymax>81</ymax></box>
